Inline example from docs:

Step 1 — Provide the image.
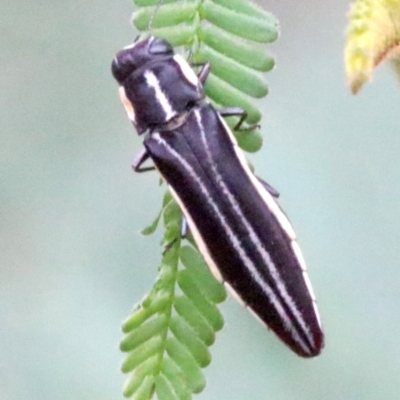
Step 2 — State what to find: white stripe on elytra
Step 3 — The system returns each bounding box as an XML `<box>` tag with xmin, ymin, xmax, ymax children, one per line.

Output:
<box><xmin>144</xmin><ymin>70</ymin><xmax>175</xmax><ymax>121</ymax></box>
<box><xmin>153</xmin><ymin>127</ymin><xmax>311</xmax><ymax>355</ymax></box>
<box><xmin>218</xmin><ymin>115</ymin><xmax>323</xmax><ymax>332</ymax></box>
<box><xmin>195</xmin><ymin>110</ymin><xmax>315</xmax><ymax>352</ymax></box>
<box><xmin>291</xmin><ymin>241</ymin><xmax>307</xmax><ymax>272</ymax></box>
<box><xmin>291</xmin><ymin>240</ymin><xmax>322</xmax><ymax>324</ymax></box>
<box><xmin>290</xmin><ymin>241</ymin><xmax>321</xmax><ymax>326</ymax></box>
<box><xmin>220</xmin><ymin>117</ymin><xmax>297</xmax><ymax>241</ymax></box>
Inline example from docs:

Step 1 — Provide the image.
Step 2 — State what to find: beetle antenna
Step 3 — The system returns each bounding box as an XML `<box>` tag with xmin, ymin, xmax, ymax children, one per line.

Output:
<box><xmin>147</xmin><ymin>0</ymin><xmax>164</xmax><ymax>34</ymax></box>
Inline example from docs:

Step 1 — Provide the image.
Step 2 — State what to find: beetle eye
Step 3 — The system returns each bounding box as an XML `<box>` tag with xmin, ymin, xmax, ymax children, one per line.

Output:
<box><xmin>111</xmin><ymin>49</ymin><xmax>135</xmax><ymax>83</ymax></box>
<box><xmin>149</xmin><ymin>37</ymin><xmax>174</xmax><ymax>56</ymax></box>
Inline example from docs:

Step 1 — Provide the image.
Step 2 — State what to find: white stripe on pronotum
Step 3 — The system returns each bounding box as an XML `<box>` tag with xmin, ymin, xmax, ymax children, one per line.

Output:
<box><xmin>144</xmin><ymin>70</ymin><xmax>175</xmax><ymax>122</ymax></box>
<box><xmin>173</xmin><ymin>54</ymin><xmax>200</xmax><ymax>87</ymax></box>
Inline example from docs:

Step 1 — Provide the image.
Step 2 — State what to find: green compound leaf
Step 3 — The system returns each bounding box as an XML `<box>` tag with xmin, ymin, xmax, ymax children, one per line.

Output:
<box><xmin>122</xmin><ymin>1</ymin><xmax>279</xmax><ymax>398</ymax></box>
<box><xmin>122</xmin><ymin>196</ymin><xmax>226</xmax><ymax>399</ymax></box>
<box><xmin>345</xmin><ymin>0</ymin><xmax>400</xmax><ymax>94</ymax></box>
<box><xmin>132</xmin><ymin>0</ymin><xmax>278</xmax><ymax>130</ymax></box>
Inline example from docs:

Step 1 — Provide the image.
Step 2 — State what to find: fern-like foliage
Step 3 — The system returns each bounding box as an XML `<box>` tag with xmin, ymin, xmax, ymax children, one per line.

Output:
<box><xmin>345</xmin><ymin>0</ymin><xmax>400</xmax><ymax>94</ymax></box>
<box><xmin>121</xmin><ymin>1</ymin><xmax>278</xmax><ymax>399</ymax></box>
<box><xmin>122</xmin><ymin>193</ymin><xmax>226</xmax><ymax>399</ymax></box>
<box><xmin>133</xmin><ymin>0</ymin><xmax>278</xmax><ymax>152</ymax></box>
<box><xmin>121</xmin><ymin>193</ymin><xmax>226</xmax><ymax>400</ymax></box>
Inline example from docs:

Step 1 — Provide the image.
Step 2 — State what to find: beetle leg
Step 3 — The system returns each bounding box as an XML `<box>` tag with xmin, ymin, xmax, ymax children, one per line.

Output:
<box><xmin>257</xmin><ymin>177</ymin><xmax>280</xmax><ymax>198</ymax></box>
<box><xmin>219</xmin><ymin>107</ymin><xmax>260</xmax><ymax>131</ymax></box>
<box><xmin>132</xmin><ymin>148</ymin><xmax>156</xmax><ymax>173</ymax></box>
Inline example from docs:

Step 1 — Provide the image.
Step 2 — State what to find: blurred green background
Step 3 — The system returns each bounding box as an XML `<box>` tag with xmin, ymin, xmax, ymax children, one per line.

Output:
<box><xmin>1</xmin><ymin>0</ymin><xmax>400</xmax><ymax>399</ymax></box>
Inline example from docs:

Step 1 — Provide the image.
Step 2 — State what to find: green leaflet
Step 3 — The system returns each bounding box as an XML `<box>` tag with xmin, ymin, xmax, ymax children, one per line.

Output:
<box><xmin>154</xmin><ymin>374</ymin><xmax>179</xmax><ymax>400</ymax></box>
<box><xmin>234</xmin><ymin>126</ymin><xmax>263</xmax><ymax>153</ymax></box>
<box><xmin>133</xmin><ymin>3</ymin><xmax>197</xmax><ymax>30</ymax></box>
<box><xmin>123</xmin><ymin>356</ymin><xmax>158</xmax><ymax>397</ymax></box>
<box><xmin>166</xmin><ymin>337</ymin><xmax>206</xmax><ymax>393</ymax></box>
<box><xmin>121</xmin><ymin>316</ymin><xmax>167</xmax><ymax>352</ymax></box>
<box><xmin>122</xmin><ymin>1</ymin><xmax>279</xmax><ymax>398</ymax></box>
<box><xmin>122</xmin><ymin>335</ymin><xmax>164</xmax><ymax>373</ymax></box>
<box><xmin>199</xmin><ymin>24</ymin><xmax>275</xmax><ymax>72</ymax></box>
<box><xmin>122</xmin><ymin>292</ymin><xmax>170</xmax><ymax>333</ymax></box>
<box><xmin>200</xmin><ymin>0</ymin><xmax>278</xmax><ymax>43</ymax></box>
<box><xmin>195</xmin><ymin>44</ymin><xmax>268</xmax><ymax>98</ymax></box>
<box><xmin>177</xmin><ymin>270</ymin><xmax>224</xmax><ymax>331</ymax></box>
<box><xmin>211</xmin><ymin>0</ymin><xmax>276</xmax><ymax>20</ymax></box>
<box><xmin>132</xmin><ymin>375</ymin><xmax>156</xmax><ymax>400</ymax></box>
<box><xmin>141</xmin><ymin>210</ymin><xmax>163</xmax><ymax>236</ymax></box>
<box><xmin>169</xmin><ymin>315</ymin><xmax>212</xmax><ymax>367</ymax></box>
<box><xmin>204</xmin><ymin>73</ymin><xmax>261</xmax><ymax>123</ymax></box>
<box><xmin>179</xmin><ymin>245</ymin><xmax>226</xmax><ymax>303</ymax></box>
<box><xmin>173</xmin><ymin>295</ymin><xmax>217</xmax><ymax>346</ymax></box>
<box><xmin>150</xmin><ymin>25</ymin><xmax>195</xmax><ymax>47</ymax></box>
<box><xmin>160</xmin><ymin>358</ymin><xmax>191</xmax><ymax>400</ymax></box>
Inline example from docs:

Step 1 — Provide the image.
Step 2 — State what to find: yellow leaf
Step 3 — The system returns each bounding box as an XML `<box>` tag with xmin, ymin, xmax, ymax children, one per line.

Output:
<box><xmin>344</xmin><ymin>0</ymin><xmax>400</xmax><ymax>94</ymax></box>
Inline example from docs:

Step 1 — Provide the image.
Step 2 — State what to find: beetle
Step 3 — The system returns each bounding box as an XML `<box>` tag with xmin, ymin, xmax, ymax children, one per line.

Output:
<box><xmin>111</xmin><ymin>36</ymin><xmax>324</xmax><ymax>357</ymax></box>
